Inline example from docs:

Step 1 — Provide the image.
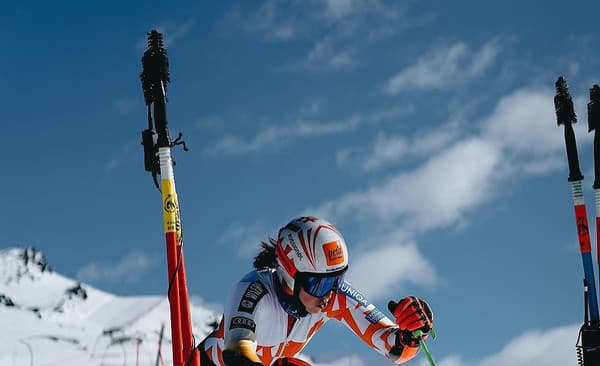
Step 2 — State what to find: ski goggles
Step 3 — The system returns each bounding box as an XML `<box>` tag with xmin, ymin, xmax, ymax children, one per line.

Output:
<box><xmin>300</xmin><ymin>272</ymin><xmax>346</xmax><ymax>298</ymax></box>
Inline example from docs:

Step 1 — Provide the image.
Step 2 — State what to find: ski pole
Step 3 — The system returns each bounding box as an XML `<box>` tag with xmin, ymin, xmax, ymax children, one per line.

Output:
<box><xmin>555</xmin><ymin>76</ymin><xmax>600</xmax><ymax>326</ymax></box>
<box><xmin>413</xmin><ymin>329</ymin><xmax>436</xmax><ymax>366</ymax></box>
<box><xmin>140</xmin><ymin>29</ymin><xmax>198</xmax><ymax>366</ymax></box>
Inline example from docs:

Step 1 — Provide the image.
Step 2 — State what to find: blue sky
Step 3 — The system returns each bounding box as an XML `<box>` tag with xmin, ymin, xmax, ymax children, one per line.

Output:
<box><xmin>2</xmin><ymin>1</ymin><xmax>600</xmax><ymax>365</ymax></box>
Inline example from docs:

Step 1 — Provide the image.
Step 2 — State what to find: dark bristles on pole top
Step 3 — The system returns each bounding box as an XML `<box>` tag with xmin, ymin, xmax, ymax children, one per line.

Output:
<box><xmin>554</xmin><ymin>76</ymin><xmax>583</xmax><ymax>182</ymax></box>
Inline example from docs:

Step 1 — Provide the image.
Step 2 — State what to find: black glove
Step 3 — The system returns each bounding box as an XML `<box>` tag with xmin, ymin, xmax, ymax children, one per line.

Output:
<box><xmin>388</xmin><ymin>296</ymin><xmax>433</xmax><ymax>347</ymax></box>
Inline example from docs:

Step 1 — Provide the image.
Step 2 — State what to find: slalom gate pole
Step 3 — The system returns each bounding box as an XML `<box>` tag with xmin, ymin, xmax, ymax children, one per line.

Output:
<box><xmin>580</xmin><ymin>83</ymin><xmax>600</xmax><ymax>365</ymax></box>
<box><xmin>589</xmin><ymin>85</ymin><xmax>600</xmax><ymax>282</ymax></box>
<box><xmin>554</xmin><ymin>76</ymin><xmax>600</xmax><ymax>365</ymax></box>
<box><xmin>140</xmin><ymin>29</ymin><xmax>199</xmax><ymax>366</ymax></box>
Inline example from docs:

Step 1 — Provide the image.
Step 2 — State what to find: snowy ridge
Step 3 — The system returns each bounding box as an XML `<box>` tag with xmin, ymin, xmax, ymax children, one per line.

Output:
<box><xmin>0</xmin><ymin>247</ymin><xmax>220</xmax><ymax>366</ymax></box>
<box><xmin>0</xmin><ymin>248</ymin><xmax>357</xmax><ymax>366</ymax></box>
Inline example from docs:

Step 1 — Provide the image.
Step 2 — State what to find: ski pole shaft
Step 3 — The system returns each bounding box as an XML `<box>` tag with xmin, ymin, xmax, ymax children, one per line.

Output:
<box><xmin>555</xmin><ymin>76</ymin><xmax>600</xmax><ymax>325</ymax></box>
<box><xmin>413</xmin><ymin>330</ymin><xmax>436</xmax><ymax>366</ymax></box>
<box><xmin>419</xmin><ymin>339</ymin><xmax>435</xmax><ymax>366</ymax></box>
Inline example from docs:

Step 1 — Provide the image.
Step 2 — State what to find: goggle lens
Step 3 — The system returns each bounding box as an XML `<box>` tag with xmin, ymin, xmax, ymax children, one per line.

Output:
<box><xmin>302</xmin><ymin>274</ymin><xmax>344</xmax><ymax>297</ymax></box>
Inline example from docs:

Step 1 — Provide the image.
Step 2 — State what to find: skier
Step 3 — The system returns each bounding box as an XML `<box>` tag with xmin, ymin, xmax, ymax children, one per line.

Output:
<box><xmin>197</xmin><ymin>216</ymin><xmax>433</xmax><ymax>366</ymax></box>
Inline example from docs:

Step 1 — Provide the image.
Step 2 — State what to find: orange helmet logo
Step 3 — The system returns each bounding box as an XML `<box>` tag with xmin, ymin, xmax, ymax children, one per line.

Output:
<box><xmin>323</xmin><ymin>241</ymin><xmax>345</xmax><ymax>266</ymax></box>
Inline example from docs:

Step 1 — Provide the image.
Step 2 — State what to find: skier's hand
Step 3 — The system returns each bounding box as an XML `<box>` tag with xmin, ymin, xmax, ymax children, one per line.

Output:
<box><xmin>388</xmin><ymin>296</ymin><xmax>433</xmax><ymax>347</ymax></box>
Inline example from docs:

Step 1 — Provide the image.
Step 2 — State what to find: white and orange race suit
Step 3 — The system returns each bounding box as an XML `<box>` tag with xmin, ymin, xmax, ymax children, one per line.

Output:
<box><xmin>198</xmin><ymin>269</ymin><xmax>419</xmax><ymax>366</ymax></box>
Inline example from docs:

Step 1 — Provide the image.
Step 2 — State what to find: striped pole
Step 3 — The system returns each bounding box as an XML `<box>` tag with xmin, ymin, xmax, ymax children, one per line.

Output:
<box><xmin>588</xmin><ymin>85</ymin><xmax>600</xmax><ymax>286</ymax></box>
<box><xmin>160</xmin><ymin>148</ymin><xmax>185</xmax><ymax>366</ymax></box>
<box><xmin>141</xmin><ymin>30</ymin><xmax>199</xmax><ymax>366</ymax></box>
<box><xmin>555</xmin><ymin>76</ymin><xmax>600</xmax><ymax>326</ymax></box>
<box><xmin>160</xmin><ymin>151</ymin><xmax>197</xmax><ymax>365</ymax></box>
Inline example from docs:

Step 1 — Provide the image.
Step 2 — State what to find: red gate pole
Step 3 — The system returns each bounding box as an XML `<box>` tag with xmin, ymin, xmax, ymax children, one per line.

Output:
<box><xmin>140</xmin><ymin>29</ymin><xmax>199</xmax><ymax>366</ymax></box>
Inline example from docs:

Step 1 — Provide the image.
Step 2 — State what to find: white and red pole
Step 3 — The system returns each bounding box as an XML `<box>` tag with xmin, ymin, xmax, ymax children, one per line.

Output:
<box><xmin>141</xmin><ymin>30</ymin><xmax>198</xmax><ymax>366</ymax></box>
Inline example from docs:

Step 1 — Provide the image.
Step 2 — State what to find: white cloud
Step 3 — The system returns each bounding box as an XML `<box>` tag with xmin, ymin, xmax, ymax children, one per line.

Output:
<box><xmin>219</xmin><ymin>222</ymin><xmax>274</xmax><ymax>258</ymax></box>
<box><xmin>337</xmin><ymin>122</ymin><xmax>461</xmax><ymax>171</ymax></box>
<box><xmin>415</xmin><ymin>324</ymin><xmax>579</xmax><ymax>366</ymax></box>
<box><xmin>348</xmin><ymin>241</ymin><xmax>436</xmax><ymax>300</ymax></box>
<box><xmin>469</xmin><ymin>40</ymin><xmax>501</xmax><ymax>76</ymax></box>
<box><xmin>310</xmin><ymin>85</ymin><xmax>594</xmax><ymax>303</ymax></box>
<box><xmin>207</xmin><ymin>116</ymin><xmax>362</xmax><ymax>155</ymax></box>
<box><xmin>327</xmin><ymin>86</ymin><xmax>591</xmax><ymax>235</ymax></box>
<box><xmin>518</xmin><ymin>156</ymin><xmax>564</xmax><ymax>175</ymax></box>
<box><xmin>482</xmin><ymin>88</ymin><xmax>591</xmax><ymax>177</ymax></box>
<box><xmin>358</xmin><ymin>134</ymin><xmax>409</xmax><ymax>171</ymax></box>
<box><xmin>385</xmin><ymin>39</ymin><xmax>500</xmax><ymax>94</ymax></box>
<box><xmin>318</xmin><ymin>138</ymin><xmax>501</xmax><ymax>235</ymax></box>
<box><xmin>207</xmin><ymin>104</ymin><xmax>413</xmax><ymax>156</ymax></box>
<box><xmin>228</xmin><ymin>0</ymin><xmax>399</xmax><ymax>41</ymax></box>
<box><xmin>224</xmin><ymin>1</ymin><xmax>303</xmax><ymax>42</ymax></box>
<box><xmin>226</xmin><ymin>1</ymin><xmax>411</xmax><ymax>72</ymax></box>
<box><xmin>478</xmin><ymin>324</ymin><xmax>579</xmax><ymax>366</ymax></box>
<box><xmin>162</xmin><ymin>20</ymin><xmax>195</xmax><ymax>47</ymax></box>
<box><xmin>290</xmin><ymin>2</ymin><xmax>401</xmax><ymax>72</ymax></box>
<box><xmin>301</xmin><ymin>34</ymin><xmax>357</xmax><ymax>71</ymax></box>
<box><xmin>76</xmin><ymin>252</ymin><xmax>158</xmax><ymax>284</ymax></box>
<box><xmin>482</xmin><ymin>88</ymin><xmax>560</xmax><ymax>155</ymax></box>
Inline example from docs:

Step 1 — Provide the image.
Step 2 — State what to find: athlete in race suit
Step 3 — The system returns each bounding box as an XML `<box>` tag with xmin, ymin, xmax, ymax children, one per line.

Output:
<box><xmin>197</xmin><ymin>217</ymin><xmax>433</xmax><ymax>366</ymax></box>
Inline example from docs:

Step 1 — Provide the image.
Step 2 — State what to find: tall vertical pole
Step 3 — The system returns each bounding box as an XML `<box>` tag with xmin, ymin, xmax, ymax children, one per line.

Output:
<box><xmin>555</xmin><ymin>77</ymin><xmax>600</xmax><ymax>366</ymax></box>
<box><xmin>555</xmin><ymin>76</ymin><xmax>600</xmax><ymax>326</ymax></box>
<box><xmin>177</xmin><ymin>251</ymin><xmax>195</xmax><ymax>364</ymax></box>
<box><xmin>140</xmin><ymin>30</ymin><xmax>199</xmax><ymax>366</ymax></box>
<box><xmin>160</xmin><ymin>148</ymin><xmax>185</xmax><ymax>366</ymax></box>
<box><xmin>588</xmin><ymin>85</ymin><xmax>600</xmax><ymax>278</ymax></box>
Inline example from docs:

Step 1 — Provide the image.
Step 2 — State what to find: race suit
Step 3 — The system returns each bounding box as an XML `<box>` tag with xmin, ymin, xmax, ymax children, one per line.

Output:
<box><xmin>197</xmin><ymin>269</ymin><xmax>419</xmax><ymax>366</ymax></box>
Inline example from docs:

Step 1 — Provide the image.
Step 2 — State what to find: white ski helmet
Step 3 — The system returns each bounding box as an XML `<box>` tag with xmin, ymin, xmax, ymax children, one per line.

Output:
<box><xmin>275</xmin><ymin>216</ymin><xmax>348</xmax><ymax>297</ymax></box>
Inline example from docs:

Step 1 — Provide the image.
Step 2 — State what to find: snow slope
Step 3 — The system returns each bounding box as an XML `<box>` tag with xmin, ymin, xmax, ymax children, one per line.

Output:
<box><xmin>0</xmin><ymin>247</ymin><xmax>219</xmax><ymax>366</ymax></box>
<box><xmin>0</xmin><ymin>248</ymin><xmax>357</xmax><ymax>366</ymax></box>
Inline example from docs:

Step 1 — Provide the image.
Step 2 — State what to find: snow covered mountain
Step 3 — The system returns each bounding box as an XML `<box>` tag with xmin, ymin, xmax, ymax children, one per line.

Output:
<box><xmin>0</xmin><ymin>247</ymin><xmax>220</xmax><ymax>366</ymax></box>
<box><xmin>0</xmin><ymin>248</ymin><xmax>361</xmax><ymax>366</ymax></box>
